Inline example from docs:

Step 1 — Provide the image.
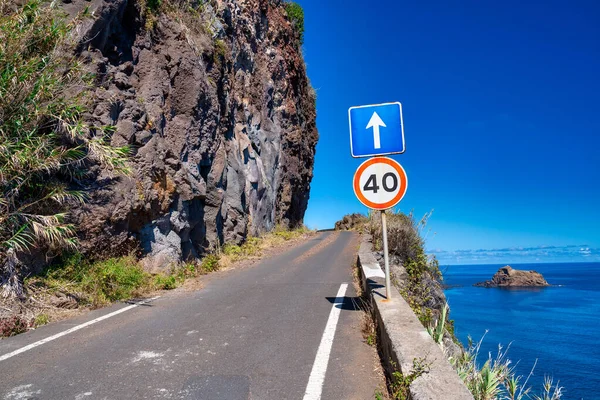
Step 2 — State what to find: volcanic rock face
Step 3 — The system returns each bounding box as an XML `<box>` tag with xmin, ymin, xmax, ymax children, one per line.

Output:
<box><xmin>68</xmin><ymin>0</ymin><xmax>317</xmax><ymax>269</ymax></box>
<box><xmin>474</xmin><ymin>266</ymin><xmax>549</xmax><ymax>288</ymax></box>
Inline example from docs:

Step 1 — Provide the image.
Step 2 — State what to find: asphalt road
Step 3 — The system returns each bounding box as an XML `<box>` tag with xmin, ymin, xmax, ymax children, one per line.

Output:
<box><xmin>0</xmin><ymin>231</ymin><xmax>384</xmax><ymax>399</ymax></box>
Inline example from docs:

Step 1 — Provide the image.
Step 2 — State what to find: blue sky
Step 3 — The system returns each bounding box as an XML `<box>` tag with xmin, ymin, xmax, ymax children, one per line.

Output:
<box><xmin>299</xmin><ymin>0</ymin><xmax>600</xmax><ymax>264</ymax></box>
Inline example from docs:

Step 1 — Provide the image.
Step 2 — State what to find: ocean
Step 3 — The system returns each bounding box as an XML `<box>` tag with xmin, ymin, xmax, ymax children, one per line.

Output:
<box><xmin>443</xmin><ymin>262</ymin><xmax>600</xmax><ymax>400</ymax></box>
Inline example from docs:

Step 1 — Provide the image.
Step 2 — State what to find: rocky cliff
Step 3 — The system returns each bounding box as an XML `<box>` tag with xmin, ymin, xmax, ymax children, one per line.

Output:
<box><xmin>61</xmin><ymin>0</ymin><xmax>317</xmax><ymax>269</ymax></box>
<box><xmin>474</xmin><ymin>266</ymin><xmax>549</xmax><ymax>288</ymax></box>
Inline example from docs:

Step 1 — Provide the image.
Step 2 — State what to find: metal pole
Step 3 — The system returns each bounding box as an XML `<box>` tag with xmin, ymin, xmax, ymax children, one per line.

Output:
<box><xmin>381</xmin><ymin>210</ymin><xmax>392</xmax><ymax>300</ymax></box>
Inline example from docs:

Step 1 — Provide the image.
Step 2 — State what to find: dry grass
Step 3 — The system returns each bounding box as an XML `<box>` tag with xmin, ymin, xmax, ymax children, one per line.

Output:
<box><xmin>1</xmin><ymin>225</ymin><xmax>315</xmax><ymax>337</ymax></box>
<box><xmin>218</xmin><ymin>225</ymin><xmax>314</xmax><ymax>269</ymax></box>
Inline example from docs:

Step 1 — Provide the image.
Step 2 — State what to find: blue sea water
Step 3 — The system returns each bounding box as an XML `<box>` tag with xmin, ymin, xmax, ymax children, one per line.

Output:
<box><xmin>443</xmin><ymin>263</ymin><xmax>600</xmax><ymax>400</ymax></box>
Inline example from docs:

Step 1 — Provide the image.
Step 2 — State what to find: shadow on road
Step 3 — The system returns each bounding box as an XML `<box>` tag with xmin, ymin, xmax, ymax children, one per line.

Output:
<box><xmin>325</xmin><ymin>296</ymin><xmax>367</xmax><ymax>311</ymax></box>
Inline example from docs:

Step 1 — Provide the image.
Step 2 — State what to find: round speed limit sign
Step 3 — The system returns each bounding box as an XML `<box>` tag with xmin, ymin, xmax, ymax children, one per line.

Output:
<box><xmin>353</xmin><ymin>157</ymin><xmax>408</xmax><ymax>210</ymax></box>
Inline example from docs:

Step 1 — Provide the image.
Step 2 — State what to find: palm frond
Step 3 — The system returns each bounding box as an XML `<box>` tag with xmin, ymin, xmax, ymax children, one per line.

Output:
<box><xmin>48</xmin><ymin>188</ymin><xmax>87</xmax><ymax>205</ymax></box>
<box><xmin>2</xmin><ymin>224</ymin><xmax>35</xmax><ymax>252</ymax></box>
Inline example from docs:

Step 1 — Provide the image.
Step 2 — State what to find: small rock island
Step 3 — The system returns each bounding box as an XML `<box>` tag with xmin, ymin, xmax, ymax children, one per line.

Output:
<box><xmin>475</xmin><ymin>266</ymin><xmax>549</xmax><ymax>288</ymax></box>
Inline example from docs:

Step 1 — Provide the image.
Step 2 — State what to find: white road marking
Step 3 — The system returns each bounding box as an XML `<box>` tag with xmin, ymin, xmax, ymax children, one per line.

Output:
<box><xmin>303</xmin><ymin>283</ymin><xmax>348</xmax><ymax>400</ymax></box>
<box><xmin>0</xmin><ymin>296</ymin><xmax>160</xmax><ymax>363</ymax></box>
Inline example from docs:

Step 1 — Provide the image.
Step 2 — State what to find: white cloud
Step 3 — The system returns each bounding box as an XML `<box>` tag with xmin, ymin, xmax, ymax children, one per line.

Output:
<box><xmin>431</xmin><ymin>244</ymin><xmax>600</xmax><ymax>265</ymax></box>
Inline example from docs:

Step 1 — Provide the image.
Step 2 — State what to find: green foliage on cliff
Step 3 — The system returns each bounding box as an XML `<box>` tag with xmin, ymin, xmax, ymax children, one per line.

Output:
<box><xmin>146</xmin><ymin>0</ymin><xmax>162</xmax><ymax>13</ymax></box>
<box><xmin>0</xmin><ymin>0</ymin><xmax>129</xmax><ymax>295</ymax></box>
<box><xmin>284</xmin><ymin>1</ymin><xmax>305</xmax><ymax>45</ymax></box>
<box><xmin>369</xmin><ymin>210</ymin><xmax>443</xmax><ymax>326</ymax></box>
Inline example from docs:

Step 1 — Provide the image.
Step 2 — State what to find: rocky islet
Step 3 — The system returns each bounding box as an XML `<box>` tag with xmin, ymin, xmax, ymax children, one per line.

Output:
<box><xmin>474</xmin><ymin>266</ymin><xmax>550</xmax><ymax>288</ymax></box>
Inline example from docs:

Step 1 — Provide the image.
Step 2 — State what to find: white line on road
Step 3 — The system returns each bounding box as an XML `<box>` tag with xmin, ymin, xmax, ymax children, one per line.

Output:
<box><xmin>303</xmin><ymin>283</ymin><xmax>348</xmax><ymax>400</ymax></box>
<box><xmin>0</xmin><ymin>296</ymin><xmax>160</xmax><ymax>362</ymax></box>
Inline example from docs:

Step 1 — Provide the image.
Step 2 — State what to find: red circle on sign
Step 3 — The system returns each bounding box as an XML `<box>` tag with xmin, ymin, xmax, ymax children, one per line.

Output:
<box><xmin>353</xmin><ymin>157</ymin><xmax>408</xmax><ymax>210</ymax></box>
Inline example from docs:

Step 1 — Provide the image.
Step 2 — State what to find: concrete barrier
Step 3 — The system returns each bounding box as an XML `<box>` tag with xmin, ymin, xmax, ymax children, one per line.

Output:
<box><xmin>357</xmin><ymin>238</ymin><xmax>474</xmax><ymax>400</ymax></box>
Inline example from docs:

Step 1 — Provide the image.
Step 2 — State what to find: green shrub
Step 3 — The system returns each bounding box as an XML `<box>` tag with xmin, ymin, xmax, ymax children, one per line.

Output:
<box><xmin>274</xmin><ymin>229</ymin><xmax>294</xmax><ymax>240</ymax></box>
<box><xmin>222</xmin><ymin>236</ymin><xmax>264</xmax><ymax>261</ymax></box>
<box><xmin>273</xmin><ymin>224</ymin><xmax>308</xmax><ymax>241</ymax></box>
<box><xmin>243</xmin><ymin>236</ymin><xmax>262</xmax><ymax>255</ymax></box>
<box><xmin>370</xmin><ymin>211</ymin><xmax>442</xmax><ymax>326</ymax></box>
<box><xmin>29</xmin><ymin>254</ymin><xmax>150</xmax><ymax>306</ymax></box>
<box><xmin>182</xmin><ymin>263</ymin><xmax>197</xmax><ymax>277</ymax></box>
<box><xmin>284</xmin><ymin>2</ymin><xmax>305</xmax><ymax>45</ymax></box>
<box><xmin>154</xmin><ymin>274</ymin><xmax>178</xmax><ymax>290</ymax></box>
<box><xmin>427</xmin><ymin>302</ymin><xmax>448</xmax><ymax>345</ymax></box>
<box><xmin>84</xmin><ymin>257</ymin><xmax>148</xmax><ymax>303</ymax></box>
<box><xmin>213</xmin><ymin>39</ymin><xmax>227</xmax><ymax>62</ymax></box>
<box><xmin>0</xmin><ymin>0</ymin><xmax>129</xmax><ymax>297</ymax></box>
<box><xmin>200</xmin><ymin>254</ymin><xmax>220</xmax><ymax>273</ymax></box>
<box><xmin>34</xmin><ymin>313</ymin><xmax>50</xmax><ymax>327</ymax></box>
<box><xmin>147</xmin><ymin>0</ymin><xmax>161</xmax><ymax>12</ymax></box>
<box><xmin>223</xmin><ymin>244</ymin><xmax>242</xmax><ymax>257</ymax></box>
<box><xmin>389</xmin><ymin>358</ymin><xmax>430</xmax><ymax>400</ymax></box>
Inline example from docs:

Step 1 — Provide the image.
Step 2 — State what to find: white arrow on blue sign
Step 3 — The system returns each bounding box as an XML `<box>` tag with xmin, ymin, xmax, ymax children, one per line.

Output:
<box><xmin>348</xmin><ymin>102</ymin><xmax>405</xmax><ymax>158</ymax></box>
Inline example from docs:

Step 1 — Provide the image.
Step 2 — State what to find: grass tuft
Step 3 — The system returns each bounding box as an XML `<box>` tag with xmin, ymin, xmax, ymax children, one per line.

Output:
<box><xmin>153</xmin><ymin>274</ymin><xmax>178</xmax><ymax>290</ymax></box>
<box><xmin>27</xmin><ymin>254</ymin><xmax>149</xmax><ymax>307</ymax></box>
<box><xmin>33</xmin><ymin>313</ymin><xmax>50</xmax><ymax>327</ymax></box>
<box><xmin>451</xmin><ymin>333</ymin><xmax>564</xmax><ymax>400</ymax></box>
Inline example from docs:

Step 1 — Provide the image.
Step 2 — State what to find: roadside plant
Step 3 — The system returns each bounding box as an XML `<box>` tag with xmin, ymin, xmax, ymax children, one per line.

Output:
<box><xmin>33</xmin><ymin>313</ymin><xmax>50</xmax><ymax>327</ymax></box>
<box><xmin>427</xmin><ymin>301</ymin><xmax>448</xmax><ymax>346</ymax></box>
<box><xmin>154</xmin><ymin>274</ymin><xmax>178</xmax><ymax>290</ymax></box>
<box><xmin>200</xmin><ymin>254</ymin><xmax>220</xmax><ymax>273</ymax></box>
<box><xmin>389</xmin><ymin>358</ymin><xmax>430</xmax><ymax>400</ymax></box>
<box><xmin>0</xmin><ymin>0</ymin><xmax>129</xmax><ymax>297</ymax></box>
<box><xmin>369</xmin><ymin>210</ymin><xmax>442</xmax><ymax>326</ymax></box>
<box><xmin>532</xmin><ymin>377</ymin><xmax>563</xmax><ymax>400</ymax></box>
<box><xmin>450</xmin><ymin>333</ymin><xmax>563</xmax><ymax>400</ymax></box>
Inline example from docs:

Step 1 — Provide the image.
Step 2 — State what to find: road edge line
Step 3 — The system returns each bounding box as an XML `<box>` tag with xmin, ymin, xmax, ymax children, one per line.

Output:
<box><xmin>303</xmin><ymin>283</ymin><xmax>348</xmax><ymax>400</ymax></box>
<box><xmin>0</xmin><ymin>296</ymin><xmax>160</xmax><ymax>363</ymax></box>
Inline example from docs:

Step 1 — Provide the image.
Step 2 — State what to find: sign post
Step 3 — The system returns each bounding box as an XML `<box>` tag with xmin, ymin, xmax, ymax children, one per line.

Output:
<box><xmin>352</xmin><ymin>156</ymin><xmax>408</xmax><ymax>300</ymax></box>
<box><xmin>380</xmin><ymin>210</ymin><xmax>391</xmax><ymax>300</ymax></box>
<box><xmin>349</xmin><ymin>102</ymin><xmax>407</xmax><ymax>300</ymax></box>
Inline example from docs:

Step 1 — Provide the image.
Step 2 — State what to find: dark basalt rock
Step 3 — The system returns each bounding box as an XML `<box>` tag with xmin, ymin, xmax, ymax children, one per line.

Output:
<box><xmin>60</xmin><ymin>0</ymin><xmax>317</xmax><ymax>271</ymax></box>
<box><xmin>474</xmin><ymin>266</ymin><xmax>549</xmax><ymax>288</ymax></box>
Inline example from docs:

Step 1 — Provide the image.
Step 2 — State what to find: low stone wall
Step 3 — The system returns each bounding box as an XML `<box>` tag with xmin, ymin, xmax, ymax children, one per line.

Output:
<box><xmin>357</xmin><ymin>238</ymin><xmax>473</xmax><ymax>400</ymax></box>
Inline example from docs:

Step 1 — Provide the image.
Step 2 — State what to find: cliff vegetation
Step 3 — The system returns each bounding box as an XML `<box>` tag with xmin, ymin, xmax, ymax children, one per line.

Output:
<box><xmin>336</xmin><ymin>211</ymin><xmax>565</xmax><ymax>400</ymax></box>
<box><xmin>1</xmin><ymin>0</ymin><xmax>317</xmax><ymax>331</ymax></box>
<box><xmin>0</xmin><ymin>0</ymin><xmax>130</xmax><ymax>298</ymax></box>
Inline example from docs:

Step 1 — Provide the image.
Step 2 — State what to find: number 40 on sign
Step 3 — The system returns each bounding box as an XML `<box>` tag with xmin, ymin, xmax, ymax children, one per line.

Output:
<box><xmin>353</xmin><ymin>157</ymin><xmax>408</xmax><ymax>211</ymax></box>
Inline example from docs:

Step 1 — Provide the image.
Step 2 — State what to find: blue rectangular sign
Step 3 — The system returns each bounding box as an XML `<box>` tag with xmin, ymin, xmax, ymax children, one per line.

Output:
<box><xmin>348</xmin><ymin>102</ymin><xmax>405</xmax><ymax>158</ymax></box>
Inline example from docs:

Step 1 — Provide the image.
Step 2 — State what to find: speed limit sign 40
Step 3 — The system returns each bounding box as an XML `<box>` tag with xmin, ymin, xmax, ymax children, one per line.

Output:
<box><xmin>353</xmin><ymin>157</ymin><xmax>408</xmax><ymax>210</ymax></box>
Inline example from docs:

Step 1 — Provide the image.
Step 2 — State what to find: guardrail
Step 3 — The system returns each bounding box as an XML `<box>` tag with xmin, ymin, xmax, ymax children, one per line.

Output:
<box><xmin>357</xmin><ymin>237</ymin><xmax>474</xmax><ymax>400</ymax></box>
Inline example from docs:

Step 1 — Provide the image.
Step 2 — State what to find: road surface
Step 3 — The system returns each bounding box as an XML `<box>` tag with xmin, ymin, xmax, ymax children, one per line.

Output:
<box><xmin>0</xmin><ymin>231</ymin><xmax>384</xmax><ymax>399</ymax></box>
